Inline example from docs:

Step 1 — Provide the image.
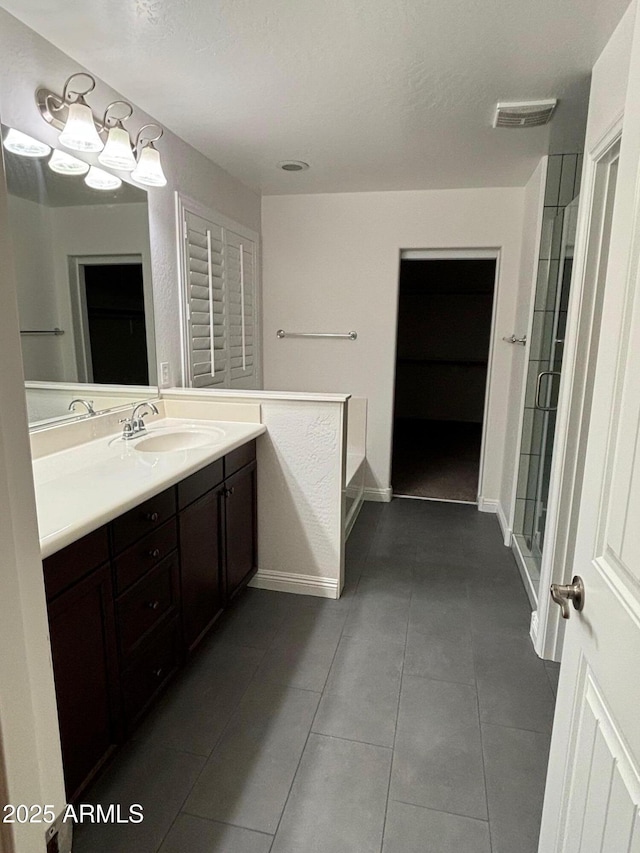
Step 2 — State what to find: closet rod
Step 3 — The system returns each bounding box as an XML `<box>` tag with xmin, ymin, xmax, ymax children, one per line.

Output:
<box><xmin>277</xmin><ymin>329</ymin><xmax>357</xmax><ymax>340</ymax></box>
<box><xmin>20</xmin><ymin>328</ymin><xmax>65</xmax><ymax>336</ymax></box>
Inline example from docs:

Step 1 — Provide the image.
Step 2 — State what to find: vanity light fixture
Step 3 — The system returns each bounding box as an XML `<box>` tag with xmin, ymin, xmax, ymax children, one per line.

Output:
<box><xmin>131</xmin><ymin>125</ymin><xmax>167</xmax><ymax>187</ymax></box>
<box><xmin>84</xmin><ymin>165</ymin><xmax>122</xmax><ymax>191</ymax></box>
<box><xmin>36</xmin><ymin>75</ymin><xmax>168</xmax><ymax>187</ymax></box>
<box><xmin>48</xmin><ymin>149</ymin><xmax>90</xmax><ymax>175</ymax></box>
<box><xmin>44</xmin><ymin>74</ymin><xmax>105</xmax><ymax>152</ymax></box>
<box><xmin>98</xmin><ymin>101</ymin><xmax>137</xmax><ymax>171</ymax></box>
<box><xmin>3</xmin><ymin>128</ymin><xmax>51</xmax><ymax>158</ymax></box>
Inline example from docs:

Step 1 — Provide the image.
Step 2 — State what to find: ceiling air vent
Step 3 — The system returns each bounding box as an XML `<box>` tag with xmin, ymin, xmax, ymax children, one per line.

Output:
<box><xmin>493</xmin><ymin>99</ymin><xmax>557</xmax><ymax>128</ymax></box>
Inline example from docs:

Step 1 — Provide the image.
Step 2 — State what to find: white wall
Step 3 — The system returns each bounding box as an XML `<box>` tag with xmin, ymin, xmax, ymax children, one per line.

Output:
<box><xmin>499</xmin><ymin>158</ymin><xmax>547</xmax><ymax>539</ymax></box>
<box><xmin>262</xmin><ymin>188</ymin><xmax>525</xmax><ymax>502</ymax></box>
<box><xmin>0</xmin><ymin>8</ymin><xmax>261</xmax><ymax>389</ymax></box>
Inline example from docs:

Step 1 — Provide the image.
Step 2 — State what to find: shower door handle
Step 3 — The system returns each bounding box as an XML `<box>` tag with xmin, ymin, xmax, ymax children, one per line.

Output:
<box><xmin>535</xmin><ymin>371</ymin><xmax>561</xmax><ymax>412</ymax></box>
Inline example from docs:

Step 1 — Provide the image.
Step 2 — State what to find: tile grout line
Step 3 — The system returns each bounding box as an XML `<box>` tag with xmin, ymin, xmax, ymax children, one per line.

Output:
<box><xmin>266</xmin><ymin>559</ymin><xmax>360</xmax><ymax>852</ymax></box>
<box><xmin>378</xmin><ymin>558</ymin><xmax>411</xmax><ymax>853</ymax></box>
<box><xmin>469</xmin><ymin>575</ymin><xmax>495</xmax><ymax>853</ymax></box>
<box><xmin>389</xmin><ymin>798</ymin><xmax>491</xmax><ymax>824</ymax></box>
<box><xmin>177</xmin><ymin>811</ymin><xmax>276</xmax><ymax>839</ymax></box>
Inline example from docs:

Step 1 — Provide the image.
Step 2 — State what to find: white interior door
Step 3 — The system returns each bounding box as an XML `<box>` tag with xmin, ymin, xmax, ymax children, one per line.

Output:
<box><xmin>538</xmin><ymin>31</ymin><xmax>640</xmax><ymax>850</ymax></box>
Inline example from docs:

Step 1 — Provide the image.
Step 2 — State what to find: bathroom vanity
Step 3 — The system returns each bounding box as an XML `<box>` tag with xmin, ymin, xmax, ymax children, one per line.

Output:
<box><xmin>38</xmin><ymin>426</ymin><xmax>260</xmax><ymax>802</ymax></box>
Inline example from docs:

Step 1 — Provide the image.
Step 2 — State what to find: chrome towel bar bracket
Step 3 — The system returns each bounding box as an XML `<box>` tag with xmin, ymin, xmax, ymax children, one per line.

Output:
<box><xmin>502</xmin><ymin>334</ymin><xmax>527</xmax><ymax>345</ymax></box>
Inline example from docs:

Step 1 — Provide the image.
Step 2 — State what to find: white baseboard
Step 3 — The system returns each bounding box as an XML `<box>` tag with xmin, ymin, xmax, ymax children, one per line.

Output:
<box><xmin>496</xmin><ymin>502</ymin><xmax>512</xmax><ymax>547</ymax></box>
<box><xmin>477</xmin><ymin>497</ymin><xmax>498</xmax><ymax>513</ymax></box>
<box><xmin>363</xmin><ymin>487</ymin><xmax>392</xmax><ymax>502</ymax></box>
<box><xmin>249</xmin><ymin>569</ymin><xmax>339</xmax><ymax>599</ymax></box>
<box><xmin>345</xmin><ymin>496</ymin><xmax>364</xmax><ymax>539</ymax></box>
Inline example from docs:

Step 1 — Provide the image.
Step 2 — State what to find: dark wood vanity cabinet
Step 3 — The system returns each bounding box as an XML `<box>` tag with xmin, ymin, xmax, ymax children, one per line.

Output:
<box><xmin>43</xmin><ymin>439</ymin><xmax>257</xmax><ymax>801</ymax></box>
<box><xmin>180</xmin><ymin>488</ymin><xmax>224</xmax><ymax>651</ymax></box>
<box><xmin>46</xmin><ymin>561</ymin><xmax>119</xmax><ymax>803</ymax></box>
<box><xmin>225</xmin><ymin>460</ymin><xmax>258</xmax><ymax>601</ymax></box>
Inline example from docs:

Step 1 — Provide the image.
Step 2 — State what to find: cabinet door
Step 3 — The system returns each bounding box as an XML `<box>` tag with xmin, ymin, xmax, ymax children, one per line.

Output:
<box><xmin>179</xmin><ymin>488</ymin><xmax>223</xmax><ymax>651</ymax></box>
<box><xmin>224</xmin><ymin>461</ymin><xmax>257</xmax><ymax>601</ymax></box>
<box><xmin>47</xmin><ymin>564</ymin><xmax>119</xmax><ymax>801</ymax></box>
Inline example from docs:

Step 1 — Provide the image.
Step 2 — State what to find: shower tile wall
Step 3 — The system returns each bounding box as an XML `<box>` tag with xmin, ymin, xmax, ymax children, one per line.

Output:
<box><xmin>514</xmin><ymin>154</ymin><xmax>581</xmax><ymax>567</ymax></box>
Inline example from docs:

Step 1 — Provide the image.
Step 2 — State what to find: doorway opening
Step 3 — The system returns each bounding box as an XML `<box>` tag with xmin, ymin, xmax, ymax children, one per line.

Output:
<box><xmin>70</xmin><ymin>256</ymin><xmax>150</xmax><ymax>385</ymax></box>
<box><xmin>392</xmin><ymin>255</ymin><xmax>497</xmax><ymax>503</ymax></box>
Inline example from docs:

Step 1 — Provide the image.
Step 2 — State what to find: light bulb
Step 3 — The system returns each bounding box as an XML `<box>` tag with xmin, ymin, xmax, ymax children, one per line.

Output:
<box><xmin>3</xmin><ymin>128</ymin><xmax>51</xmax><ymax>158</ymax></box>
<box><xmin>84</xmin><ymin>166</ymin><xmax>122</xmax><ymax>191</ymax></box>
<box><xmin>131</xmin><ymin>143</ymin><xmax>167</xmax><ymax>187</ymax></box>
<box><xmin>98</xmin><ymin>123</ymin><xmax>136</xmax><ymax>171</ymax></box>
<box><xmin>59</xmin><ymin>100</ymin><xmax>104</xmax><ymax>153</ymax></box>
<box><xmin>48</xmin><ymin>149</ymin><xmax>90</xmax><ymax>175</ymax></box>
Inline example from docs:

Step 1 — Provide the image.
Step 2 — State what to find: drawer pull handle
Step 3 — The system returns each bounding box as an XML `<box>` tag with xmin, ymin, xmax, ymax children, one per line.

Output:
<box><xmin>146</xmin><ymin>512</ymin><xmax>159</xmax><ymax>522</ymax></box>
<box><xmin>152</xmin><ymin>667</ymin><xmax>163</xmax><ymax>678</ymax></box>
<box><xmin>147</xmin><ymin>600</ymin><xmax>160</xmax><ymax>610</ymax></box>
<box><xmin>149</xmin><ymin>548</ymin><xmax>161</xmax><ymax>559</ymax></box>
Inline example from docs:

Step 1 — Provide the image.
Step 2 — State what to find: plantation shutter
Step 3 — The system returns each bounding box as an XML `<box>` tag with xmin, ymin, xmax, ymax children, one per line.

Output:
<box><xmin>225</xmin><ymin>229</ymin><xmax>256</xmax><ymax>384</ymax></box>
<box><xmin>184</xmin><ymin>211</ymin><xmax>226</xmax><ymax>387</ymax></box>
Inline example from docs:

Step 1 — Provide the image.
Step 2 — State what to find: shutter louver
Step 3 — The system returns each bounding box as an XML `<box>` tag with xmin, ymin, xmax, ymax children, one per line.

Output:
<box><xmin>226</xmin><ymin>229</ymin><xmax>255</xmax><ymax>382</ymax></box>
<box><xmin>185</xmin><ymin>212</ymin><xmax>225</xmax><ymax>387</ymax></box>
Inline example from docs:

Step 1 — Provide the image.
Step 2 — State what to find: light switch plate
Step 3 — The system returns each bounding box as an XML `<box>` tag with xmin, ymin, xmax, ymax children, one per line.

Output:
<box><xmin>160</xmin><ymin>362</ymin><xmax>171</xmax><ymax>387</ymax></box>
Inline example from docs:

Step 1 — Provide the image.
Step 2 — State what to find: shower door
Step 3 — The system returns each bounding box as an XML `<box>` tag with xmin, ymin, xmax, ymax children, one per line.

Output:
<box><xmin>529</xmin><ymin>196</ymin><xmax>579</xmax><ymax>558</ymax></box>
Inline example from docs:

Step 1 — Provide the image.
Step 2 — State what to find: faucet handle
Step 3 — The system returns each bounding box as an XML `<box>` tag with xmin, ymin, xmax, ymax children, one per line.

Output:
<box><xmin>119</xmin><ymin>417</ymin><xmax>135</xmax><ymax>440</ymax></box>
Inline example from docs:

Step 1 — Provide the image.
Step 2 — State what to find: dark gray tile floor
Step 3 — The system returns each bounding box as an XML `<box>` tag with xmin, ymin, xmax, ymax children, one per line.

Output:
<box><xmin>74</xmin><ymin>499</ymin><xmax>556</xmax><ymax>853</ymax></box>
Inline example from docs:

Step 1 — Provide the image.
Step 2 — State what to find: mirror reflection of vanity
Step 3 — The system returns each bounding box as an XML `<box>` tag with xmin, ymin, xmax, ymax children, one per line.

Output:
<box><xmin>2</xmin><ymin>124</ymin><xmax>158</xmax><ymax>428</ymax></box>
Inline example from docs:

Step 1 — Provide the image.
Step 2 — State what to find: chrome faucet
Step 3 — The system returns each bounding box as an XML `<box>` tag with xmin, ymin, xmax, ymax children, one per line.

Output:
<box><xmin>120</xmin><ymin>401</ymin><xmax>159</xmax><ymax>440</ymax></box>
<box><xmin>68</xmin><ymin>398</ymin><xmax>95</xmax><ymax>416</ymax></box>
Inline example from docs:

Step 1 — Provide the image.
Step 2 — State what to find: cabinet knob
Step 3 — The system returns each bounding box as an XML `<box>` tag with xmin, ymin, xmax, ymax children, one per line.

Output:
<box><xmin>147</xmin><ymin>600</ymin><xmax>160</xmax><ymax>610</ymax></box>
<box><xmin>152</xmin><ymin>667</ymin><xmax>163</xmax><ymax>678</ymax></box>
<box><xmin>146</xmin><ymin>511</ymin><xmax>159</xmax><ymax>522</ymax></box>
<box><xmin>224</xmin><ymin>486</ymin><xmax>235</xmax><ymax>498</ymax></box>
<box><xmin>149</xmin><ymin>548</ymin><xmax>161</xmax><ymax>559</ymax></box>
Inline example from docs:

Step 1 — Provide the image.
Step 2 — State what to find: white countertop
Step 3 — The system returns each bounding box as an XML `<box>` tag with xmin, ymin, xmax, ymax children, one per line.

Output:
<box><xmin>34</xmin><ymin>417</ymin><xmax>266</xmax><ymax>559</ymax></box>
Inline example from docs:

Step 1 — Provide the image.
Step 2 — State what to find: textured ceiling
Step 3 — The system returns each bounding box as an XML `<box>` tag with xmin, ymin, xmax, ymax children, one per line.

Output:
<box><xmin>0</xmin><ymin>0</ymin><xmax>630</xmax><ymax>194</ymax></box>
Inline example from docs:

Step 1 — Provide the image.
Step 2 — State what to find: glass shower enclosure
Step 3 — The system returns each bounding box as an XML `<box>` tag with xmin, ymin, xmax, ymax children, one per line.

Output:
<box><xmin>513</xmin><ymin>193</ymin><xmax>579</xmax><ymax>603</ymax></box>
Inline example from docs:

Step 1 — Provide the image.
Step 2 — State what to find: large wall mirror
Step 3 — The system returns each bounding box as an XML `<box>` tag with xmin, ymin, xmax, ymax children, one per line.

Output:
<box><xmin>2</xmin><ymin>124</ymin><xmax>158</xmax><ymax>429</ymax></box>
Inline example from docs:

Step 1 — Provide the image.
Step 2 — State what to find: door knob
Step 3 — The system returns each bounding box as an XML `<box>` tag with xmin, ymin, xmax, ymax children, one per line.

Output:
<box><xmin>550</xmin><ymin>575</ymin><xmax>585</xmax><ymax>619</ymax></box>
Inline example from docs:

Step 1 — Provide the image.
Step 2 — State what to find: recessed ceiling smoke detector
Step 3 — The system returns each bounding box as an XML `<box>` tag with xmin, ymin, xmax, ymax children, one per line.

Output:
<box><xmin>493</xmin><ymin>99</ymin><xmax>557</xmax><ymax>128</ymax></box>
<box><xmin>278</xmin><ymin>160</ymin><xmax>309</xmax><ymax>171</ymax></box>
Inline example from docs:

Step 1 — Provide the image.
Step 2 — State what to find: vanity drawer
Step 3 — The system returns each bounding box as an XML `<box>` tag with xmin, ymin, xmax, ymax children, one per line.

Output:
<box><xmin>113</xmin><ymin>518</ymin><xmax>177</xmax><ymax>594</ymax></box>
<box><xmin>120</xmin><ymin>617</ymin><xmax>181</xmax><ymax>729</ymax></box>
<box><xmin>224</xmin><ymin>440</ymin><xmax>256</xmax><ymax>480</ymax></box>
<box><xmin>43</xmin><ymin>526</ymin><xmax>110</xmax><ymax>601</ymax></box>
<box><xmin>116</xmin><ymin>553</ymin><xmax>179</xmax><ymax>658</ymax></box>
<box><xmin>177</xmin><ymin>459</ymin><xmax>224</xmax><ymax>510</ymax></box>
<box><xmin>111</xmin><ymin>488</ymin><xmax>176</xmax><ymax>555</ymax></box>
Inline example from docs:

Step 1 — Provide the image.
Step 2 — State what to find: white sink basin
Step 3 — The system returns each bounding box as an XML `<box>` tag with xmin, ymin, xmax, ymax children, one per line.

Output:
<box><xmin>133</xmin><ymin>428</ymin><xmax>225</xmax><ymax>453</ymax></box>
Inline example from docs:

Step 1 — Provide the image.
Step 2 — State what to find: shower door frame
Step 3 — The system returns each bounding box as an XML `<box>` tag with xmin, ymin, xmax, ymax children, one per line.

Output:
<box><xmin>530</xmin><ymin>197</ymin><xmax>579</xmax><ymax>562</ymax></box>
<box><xmin>532</xmin><ymin>125</ymin><xmax>622</xmax><ymax>661</ymax></box>
<box><xmin>394</xmin><ymin>247</ymin><xmax>501</xmax><ymax>508</ymax></box>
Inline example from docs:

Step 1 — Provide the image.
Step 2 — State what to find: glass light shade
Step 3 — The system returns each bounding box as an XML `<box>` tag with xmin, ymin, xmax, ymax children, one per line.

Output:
<box><xmin>131</xmin><ymin>144</ymin><xmax>167</xmax><ymax>187</ymax></box>
<box><xmin>48</xmin><ymin>149</ymin><xmax>90</xmax><ymax>175</ymax></box>
<box><xmin>59</xmin><ymin>101</ymin><xmax>104</xmax><ymax>152</ymax></box>
<box><xmin>3</xmin><ymin>128</ymin><xmax>51</xmax><ymax>158</ymax></box>
<box><xmin>98</xmin><ymin>124</ymin><xmax>136</xmax><ymax>171</ymax></box>
<box><xmin>84</xmin><ymin>166</ymin><xmax>122</xmax><ymax>191</ymax></box>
